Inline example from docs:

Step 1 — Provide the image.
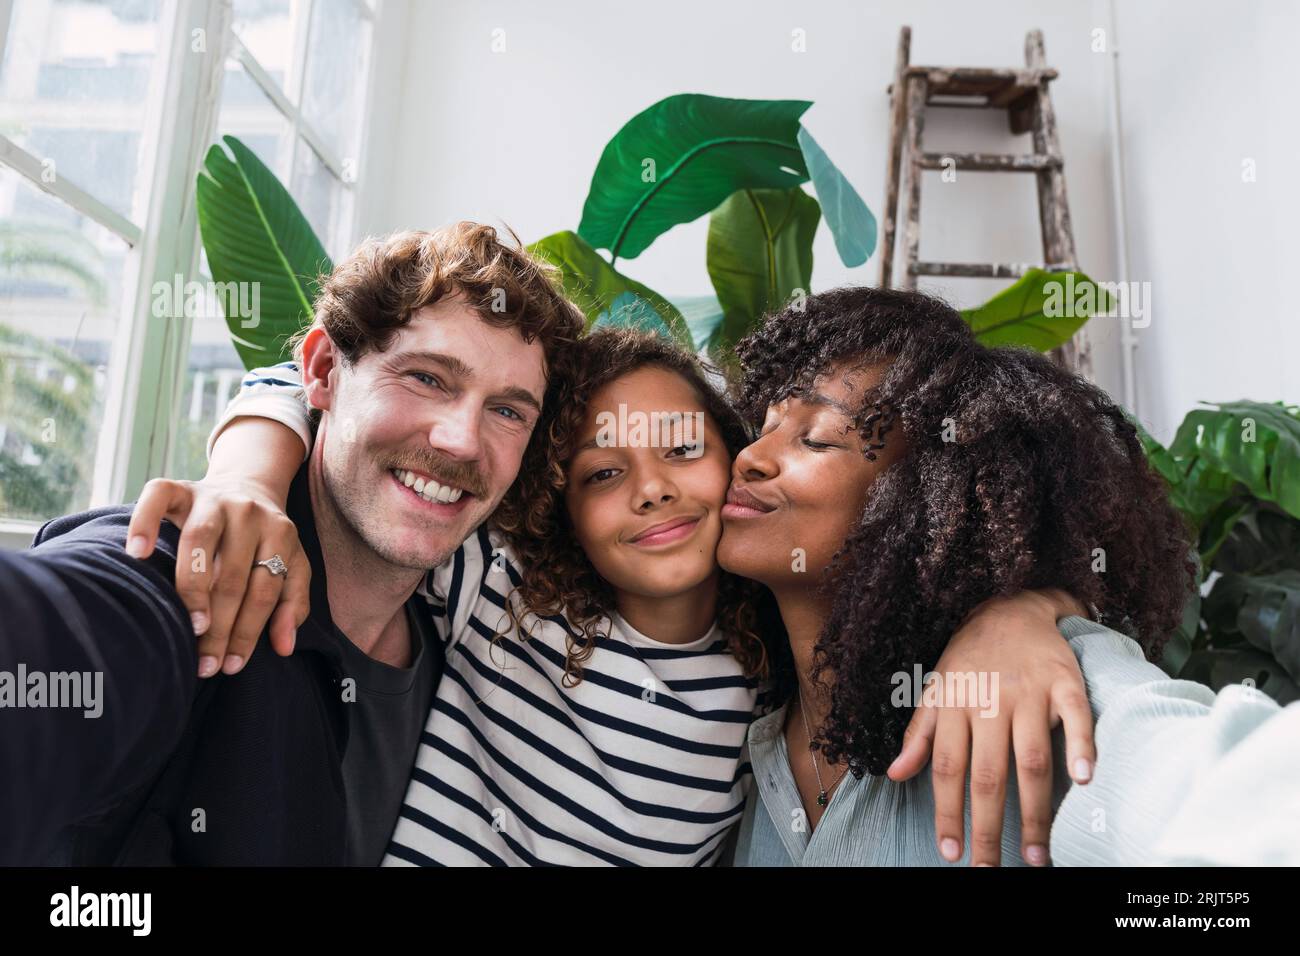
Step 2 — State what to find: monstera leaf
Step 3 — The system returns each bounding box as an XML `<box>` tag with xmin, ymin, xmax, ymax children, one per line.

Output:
<box><xmin>705</xmin><ymin>187</ymin><xmax>819</xmax><ymax>356</ymax></box>
<box><xmin>961</xmin><ymin>269</ymin><xmax>1113</xmax><ymax>352</ymax></box>
<box><xmin>1181</xmin><ymin>647</ymin><xmax>1300</xmax><ymax>705</ymax></box>
<box><xmin>577</xmin><ymin>94</ymin><xmax>814</xmax><ymax>261</ymax></box>
<box><xmin>1169</xmin><ymin>402</ymin><xmax>1300</xmax><ymax>521</ymax></box>
<box><xmin>528</xmin><ymin>230</ymin><xmax>691</xmax><ymax>347</ymax></box>
<box><xmin>196</xmin><ymin>136</ymin><xmax>331</xmax><ymax>369</ymax></box>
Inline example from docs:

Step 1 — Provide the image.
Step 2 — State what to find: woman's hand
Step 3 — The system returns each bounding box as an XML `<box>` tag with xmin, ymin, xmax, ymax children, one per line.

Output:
<box><xmin>125</xmin><ymin>476</ymin><xmax>310</xmax><ymax>678</ymax></box>
<box><xmin>886</xmin><ymin>589</ymin><xmax>1096</xmax><ymax>867</ymax></box>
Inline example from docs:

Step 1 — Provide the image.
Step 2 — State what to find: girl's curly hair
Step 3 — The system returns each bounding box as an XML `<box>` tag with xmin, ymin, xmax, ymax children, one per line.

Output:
<box><xmin>493</xmin><ymin>327</ymin><xmax>785</xmax><ymax>687</ymax></box>
<box><xmin>734</xmin><ymin>286</ymin><xmax>1198</xmax><ymax>777</ymax></box>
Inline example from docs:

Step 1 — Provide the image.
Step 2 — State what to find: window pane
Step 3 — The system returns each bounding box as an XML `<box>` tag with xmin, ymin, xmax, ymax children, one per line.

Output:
<box><xmin>231</xmin><ymin>0</ymin><xmax>306</xmax><ymax>101</ymax></box>
<box><xmin>170</xmin><ymin>251</ymin><xmax>249</xmax><ymax>481</ymax></box>
<box><xmin>301</xmin><ymin>0</ymin><xmax>370</xmax><ymax>165</ymax></box>
<box><xmin>291</xmin><ymin>137</ymin><xmax>349</xmax><ymax>259</ymax></box>
<box><xmin>217</xmin><ymin>60</ymin><xmax>293</xmax><ymax>181</ymax></box>
<box><xmin>0</xmin><ymin>0</ymin><xmax>163</xmax><ymax>220</ymax></box>
<box><xmin>0</xmin><ymin>166</ymin><xmax>129</xmax><ymax>521</ymax></box>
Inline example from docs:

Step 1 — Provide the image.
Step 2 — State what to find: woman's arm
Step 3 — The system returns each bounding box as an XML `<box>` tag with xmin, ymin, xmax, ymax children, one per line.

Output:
<box><xmin>1050</xmin><ymin>620</ymin><xmax>1299</xmax><ymax>865</ymax></box>
<box><xmin>887</xmin><ymin>589</ymin><xmax>1097</xmax><ymax>867</ymax></box>
<box><xmin>126</xmin><ymin>364</ymin><xmax>315</xmax><ymax>676</ymax></box>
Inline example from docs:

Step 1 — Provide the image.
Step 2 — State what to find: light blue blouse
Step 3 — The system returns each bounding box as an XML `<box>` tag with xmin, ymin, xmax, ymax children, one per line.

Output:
<box><xmin>733</xmin><ymin>617</ymin><xmax>1300</xmax><ymax>866</ymax></box>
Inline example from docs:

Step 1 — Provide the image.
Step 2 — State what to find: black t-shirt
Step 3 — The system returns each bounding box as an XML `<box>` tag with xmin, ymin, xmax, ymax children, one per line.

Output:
<box><xmin>334</xmin><ymin>599</ymin><xmax>443</xmax><ymax>866</ymax></box>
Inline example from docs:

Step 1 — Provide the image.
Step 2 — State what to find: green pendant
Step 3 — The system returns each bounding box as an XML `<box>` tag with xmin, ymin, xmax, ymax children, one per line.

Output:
<box><xmin>817</xmin><ymin>790</ymin><xmax>828</xmax><ymax>807</ymax></box>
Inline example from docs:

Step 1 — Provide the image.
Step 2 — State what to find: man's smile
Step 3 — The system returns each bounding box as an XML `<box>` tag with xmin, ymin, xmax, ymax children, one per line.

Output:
<box><xmin>389</xmin><ymin>468</ymin><xmax>475</xmax><ymax>513</ymax></box>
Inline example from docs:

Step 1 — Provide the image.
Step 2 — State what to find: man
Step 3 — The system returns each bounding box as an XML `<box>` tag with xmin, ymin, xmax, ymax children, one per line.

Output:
<box><xmin>0</xmin><ymin>223</ymin><xmax>583</xmax><ymax>864</ymax></box>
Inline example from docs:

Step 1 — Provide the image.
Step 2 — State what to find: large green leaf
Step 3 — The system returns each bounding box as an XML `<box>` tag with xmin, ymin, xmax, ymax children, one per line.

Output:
<box><xmin>196</xmin><ymin>135</ymin><xmax>331</xmax><ymax>369</ymax></box>
<box><xmin>1157</xmin><ymin>586</ymin><xmax>1201</xmax><ymax>678</ymax></box>
<box><xmin>961</xmin><ymin>269</ymin><xmax>1113</xmax><ymax>352</ymax></box>
<box><xmin>797</xmin><ymin>126</ymin><xmax>875</xmax><ymax>267</ymax></box>
<box><xmin>705</xmin><ymin>187</ymin><xmax>819</xmax><ymax>357</ymax></box>
<box><xmin>592</xmin><ymin>291</ymin><xmax>674</xmax><ymax>341</ymax></box>
<box><xmin>671</xmin><ymin>294</ymin><xmax>726</xmax><ymax>353</ymax></box>
<box><xmin>578</xmin><ymin>94</ymin><xmax>812</xmax><ymax>261</ymax></box>
<box><xmin>1214</xmin><ymin>507</ymin><xmax>1300</xmax><ymax>576</ymax></box>
<box><xmin>1181</xmin><ymin>647</ymin><xmax>1300</xmax><ymax>705</ymax></box>
<box><xmin>1169</xmin><ymin>401</ymin><xmax>1300</xmax><ymax>520</ymax></box>
<box><xmin>527</xmin><ymin>230</ymin><xmax>692</xmax><ymax>348</ymax></box>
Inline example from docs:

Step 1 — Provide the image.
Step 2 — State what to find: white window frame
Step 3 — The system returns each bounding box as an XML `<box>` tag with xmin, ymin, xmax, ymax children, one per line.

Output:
<box><xmin>0</xmin><ymin>0</ymin><xmax>384</xmax><ymax>548</ymax></box>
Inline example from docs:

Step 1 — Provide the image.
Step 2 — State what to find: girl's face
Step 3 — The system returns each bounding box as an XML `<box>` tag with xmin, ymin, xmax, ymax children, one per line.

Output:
<box><xmin>717</xmin><ymin>361</ymin><xmax>905</xmax><ymax>589</ymax></box>
<box><xmin>565</xmin><ymin>366</ymin><xmax>733</xmax><ymax>601</ymax></box>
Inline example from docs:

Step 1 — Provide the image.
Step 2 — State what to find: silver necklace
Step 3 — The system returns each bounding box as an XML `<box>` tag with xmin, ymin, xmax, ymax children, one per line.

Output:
<box><xmin>797</xmin><ymin>685</ymin><xmax>849</xmax><ymax>808</ymax></box>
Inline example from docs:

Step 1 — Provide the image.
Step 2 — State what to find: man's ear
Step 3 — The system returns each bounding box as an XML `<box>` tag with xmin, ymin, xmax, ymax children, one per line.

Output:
<box><xmin>300</xmin><ymin>326</ymin><xmax>339</xmax><ymax>412</ymax></box>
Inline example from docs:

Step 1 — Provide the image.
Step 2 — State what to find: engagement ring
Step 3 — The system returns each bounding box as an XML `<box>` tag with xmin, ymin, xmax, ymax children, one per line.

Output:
<box><xmin>255</xmin><ymin>554</ymin><xmax>289</xmax><ymax>577</ymax></box>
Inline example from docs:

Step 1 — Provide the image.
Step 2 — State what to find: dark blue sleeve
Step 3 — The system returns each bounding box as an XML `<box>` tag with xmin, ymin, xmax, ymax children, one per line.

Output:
<box><xmin>0</xmin><ymin>508</ymin><xmax>198</xmax><ymax>864</ymax></box>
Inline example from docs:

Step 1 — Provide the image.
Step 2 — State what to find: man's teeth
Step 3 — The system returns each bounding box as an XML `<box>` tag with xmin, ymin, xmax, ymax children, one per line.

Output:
<box><xmin>392</xmin><ymin>469</ymin><xmax>464</xmax><ymax>504</ymax></box>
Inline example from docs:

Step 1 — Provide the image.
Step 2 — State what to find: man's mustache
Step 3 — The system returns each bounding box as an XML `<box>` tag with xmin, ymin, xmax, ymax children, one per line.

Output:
<box><xmin>386</xmin><ymin>453</ymin><xmax>488</xmax><ymax>499</ymax></box>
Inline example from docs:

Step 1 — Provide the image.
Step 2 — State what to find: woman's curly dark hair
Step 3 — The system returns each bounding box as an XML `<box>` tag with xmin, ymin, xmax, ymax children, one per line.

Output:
<box><xmin>734</xmin><ymin>286</ymin><xmax>1198</xmax><ymax>777</ymax></box>
<box><xmin>494</xmin><ymin>327</ymin><xmax>785</xmax><ymax>687</ymax></box>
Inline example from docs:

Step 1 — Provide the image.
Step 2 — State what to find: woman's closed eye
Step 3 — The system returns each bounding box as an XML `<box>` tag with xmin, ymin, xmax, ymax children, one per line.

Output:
<box><xmin>802</xmin><ymin>437</ymin><xmax>839</xmax><ymax>451</ymax></box>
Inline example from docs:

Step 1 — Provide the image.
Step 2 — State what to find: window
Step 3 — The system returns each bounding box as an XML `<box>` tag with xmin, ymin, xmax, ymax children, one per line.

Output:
<box><xmin>0</xmin><ymin>0</ymin><xmax>165</xmax><ymax>525</ymax></box>
<box><xmin>0</xmin><ymin>165</ymin><xmax>132</xmax><ymax>521</ymax></box>
<box><xmin>171</xmin><ymin>0</ymin><xmax>372</xmax><ymax>481</ymax></box>
<box><xmin>0</xmin><ymin>0</ymin><xmax>380</xmax><ymax>541</ymax></box>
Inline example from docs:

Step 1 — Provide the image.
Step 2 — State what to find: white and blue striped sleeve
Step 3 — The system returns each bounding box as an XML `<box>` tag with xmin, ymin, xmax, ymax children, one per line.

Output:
<box><xmin>1049</xmin><ymin>617</ymin><xmax>1300</xmax><ymax>866</ymax></box>
<box><xmin>205</xmin><ymin>361</ymin><xmax>313</xmax><ymax>462</ymax></box>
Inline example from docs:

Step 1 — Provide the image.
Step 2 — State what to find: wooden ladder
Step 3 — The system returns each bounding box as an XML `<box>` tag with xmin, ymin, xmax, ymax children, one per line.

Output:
<box><xmin>878</xmin><ymin>26</ymin><xmax>1090</xmax><ymax>375</ymax></box>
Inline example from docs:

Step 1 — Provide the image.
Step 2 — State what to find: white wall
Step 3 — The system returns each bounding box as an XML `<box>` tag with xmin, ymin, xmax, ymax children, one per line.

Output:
<box><xmin>361</xmin><ymin>0</ymin><xmax>1299</xmax><ymax>442</ymax></box>
<box><xmin>1111</xmin><ymin>0</ymin><xmax>1300</xmax><ymax>442</ymax></box>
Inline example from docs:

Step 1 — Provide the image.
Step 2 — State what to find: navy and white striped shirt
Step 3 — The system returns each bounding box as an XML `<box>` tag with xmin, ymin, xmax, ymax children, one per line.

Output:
<box><xmin>388</xmin><ymin>526</ymin><xmax>758</xmax><ymax>866</ymax></box>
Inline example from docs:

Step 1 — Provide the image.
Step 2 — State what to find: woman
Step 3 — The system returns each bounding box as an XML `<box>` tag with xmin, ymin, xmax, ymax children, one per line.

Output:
<box><xmin>716</xmin><ymin>286</ymin><xmax>1198</xmax><ymax>864</ymax></box>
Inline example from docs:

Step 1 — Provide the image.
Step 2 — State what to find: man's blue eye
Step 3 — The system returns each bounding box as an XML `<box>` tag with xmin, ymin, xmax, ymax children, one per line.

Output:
<box><xmin>411</xmin><ymin>371</ymin><xmax>440</xmax><ymax>388</ymax></box>
<box><xmin>495</xmin><ymin>406</ymin><xmax>525</xmax><ymax>422</ymax></box>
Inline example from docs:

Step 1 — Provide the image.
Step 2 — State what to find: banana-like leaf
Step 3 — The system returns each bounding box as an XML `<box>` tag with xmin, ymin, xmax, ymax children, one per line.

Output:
<box><xmin>1169</xmin><ymin>401</ymin><xmax>1300</xmax><ymax>521</ymax></box>
<box><xmin>961</xmin><ymin>269</ymin><xmax>1112</xmax><ymax>352</ymax></box>
<box><xmin>670</xmin><ymin>295</ymin><xmax>725</xmax><ymax>353</ymax></box>
<box><xmin>797</xmin><ymin>126</ymin><xmax>875</xmax><ymax>267</ymax></box>
<box><xmin>592</xmin><ymin>291</ymin><xmax>674</xmax><ymax>341</ymax></box>
<box><xmin>196</xmin><ymin>135</ymin><xmax>331</xmax><ymax>369</ymax></box>
<box><xmin>705</xmin><ymin>187</ymin><xmax>819</xmax><ymax>357</ymax></box>
<box><xmin>578</xmin><ymin>94</ymin><xmax>813</xmax><ymax>261</ymax></box>
<box><xmin>527</xmin><ymin>230</ymin><xmax>691</xmax><ymax>348</ymax></box>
